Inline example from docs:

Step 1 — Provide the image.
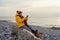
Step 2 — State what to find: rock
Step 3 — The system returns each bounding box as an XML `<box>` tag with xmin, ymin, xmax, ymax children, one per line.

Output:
<box><xmin>0</xmin><ymin>20</ymin><xmax>41</xmax><ymax>40</ymax></box>
<box><xmin>1</xmin><ymin>20</ymin><xmax>60</xmax><ymax>40</ymax></box>
<box><xmin>0</xmin><ymin>21</ymin><xmax>15</xmax><ymax>40</ymax></box>
<box><xmin>18</xmin><ymin>29</ymin><xmax>41</xmax><ymax>40</ymax></box>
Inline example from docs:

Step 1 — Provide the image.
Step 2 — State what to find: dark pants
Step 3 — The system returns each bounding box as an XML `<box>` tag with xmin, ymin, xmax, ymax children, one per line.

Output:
<box><xmin>20</xmin><ymin>26</ymin><xmax>35</xmax><ymax>33</ymax></box>
<box><xmin>20</xmin><ymin>26</ymin><xmax>32</xmax><ymax>32</ymax></box>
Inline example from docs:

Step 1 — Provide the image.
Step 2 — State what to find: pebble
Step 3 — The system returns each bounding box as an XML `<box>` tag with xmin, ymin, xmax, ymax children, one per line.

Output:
<box><xmin>0</xmin><ymin>21</ymin><xmax>60</xmax><ymax>40</ymax></box>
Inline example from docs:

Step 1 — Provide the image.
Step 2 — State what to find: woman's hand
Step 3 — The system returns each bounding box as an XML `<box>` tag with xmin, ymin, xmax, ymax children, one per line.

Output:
<box><xmin>24</xmin><ymin>15</ymin><xmax>28</xmax><ymax>21</ymax></box>
<box><xmin>26</xmin><ymin>15</ymin><xmax>28</xmax><ymax>18</ymax></box>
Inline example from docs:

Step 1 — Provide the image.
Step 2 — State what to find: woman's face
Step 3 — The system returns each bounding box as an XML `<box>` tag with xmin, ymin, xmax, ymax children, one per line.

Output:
<box><xmin>18</xmin><ymin>11</ymin><xmax>22</xmax><ymax>16</ymax></box>
<box><xmin>17</xmin><ymin>11</ymin><xmax>22</xmax><ymax>16</ymax></box>
<box><xmin>19</xmin><ymin>13</ymin><xmax>22</xmax><ymax>16</ymax></box>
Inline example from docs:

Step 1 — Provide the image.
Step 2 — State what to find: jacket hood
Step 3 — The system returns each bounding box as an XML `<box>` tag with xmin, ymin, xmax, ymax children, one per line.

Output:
<box><xmin>16</xmin><ymin>13</ymin><xmax>19</xmax><ymax>16</ymax></box>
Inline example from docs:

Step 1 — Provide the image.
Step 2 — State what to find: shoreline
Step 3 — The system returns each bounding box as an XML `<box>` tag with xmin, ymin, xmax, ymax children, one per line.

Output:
<box><xmin>0</xmin><ymin>20</ymin><xmax>60</xmax><ymax>40</ymax></box>
<box><xmin>0</xmin><ymin>20</ymin><xmax>60</xmax><ymax>29</ymax></box>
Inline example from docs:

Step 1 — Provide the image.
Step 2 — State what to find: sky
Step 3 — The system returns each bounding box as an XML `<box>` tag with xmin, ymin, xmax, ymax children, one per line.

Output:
<box><xmin>0</xmin><ymin>0</ymin><xmax>60</xmax><ymax>16</ymax></box>
<box><xmin>0</xmin><ymin>0</ymin><xmax>60</xmax><ymax>26</ymax></box>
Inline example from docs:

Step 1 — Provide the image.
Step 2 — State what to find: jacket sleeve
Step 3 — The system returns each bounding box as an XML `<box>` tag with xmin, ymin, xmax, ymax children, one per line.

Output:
<box><xmin>16</xmin><ymin>16</ymin><xmax>27</xmax><ymax>23</ymax></box>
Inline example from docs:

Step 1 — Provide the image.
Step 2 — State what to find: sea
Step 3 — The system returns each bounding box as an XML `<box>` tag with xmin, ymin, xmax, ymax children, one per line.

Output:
<box><xmin>0</xmin><ymin>16</ymin><xmax>60</xmax><ymax>28</ymax></box>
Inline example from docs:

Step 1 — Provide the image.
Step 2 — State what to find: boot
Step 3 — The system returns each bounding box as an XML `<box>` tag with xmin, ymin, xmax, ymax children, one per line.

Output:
<box><xmin>35</xmin><ymin>30</ymin><xmax>42</xmax><ymax>38</ymax></box>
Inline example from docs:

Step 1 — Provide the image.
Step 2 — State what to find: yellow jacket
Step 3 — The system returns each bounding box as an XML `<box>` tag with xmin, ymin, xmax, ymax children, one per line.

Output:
<box><xmin>16</xmin><ymin>13</ymin><xmax>28</xmax><ymax>28</ymax></box>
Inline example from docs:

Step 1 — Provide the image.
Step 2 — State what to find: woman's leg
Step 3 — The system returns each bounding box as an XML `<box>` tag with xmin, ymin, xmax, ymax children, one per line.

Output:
<box><xmin>20</xmin><ymin>26</ymin><xmax>35</xmax><ymax>34</ymax></box>
<box><xmin>22</xmin><ymin>26</ymin><xmax>32</xmax><ymax>32</ymax></box>
<box><xmin>27</xmin><ymin>26</ymin><xmax>35</xmax><ymax>33</ymax></box>
<box><xmin>24</xmin><ymin>20</ymin><xmax>35</xmax><ymax>33</ymax></box>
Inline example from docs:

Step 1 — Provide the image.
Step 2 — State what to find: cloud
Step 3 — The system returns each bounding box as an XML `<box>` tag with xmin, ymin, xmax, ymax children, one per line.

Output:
<box><xmin>0</xmin><ymin>0</ymin><xmax>60</xmax><ymax>17</ymax></box>
<box><xmin>0</xmin><ymin>0</ymin><xmax>32</xmax><ymax>7</ymax></box>
<box><xmin>1</xmin><ymin>0</ymin><xmax>60</xmax><ymax>8</ymax></box>
<box><xmin>0</xmin><ymin>0</ymin><xmax>33</xmax><ymax>16</ymax></box>
<box><xmin>31</xmin><ymin>0</ymin><xmax>60</xmax><ymax>7</ymax></box>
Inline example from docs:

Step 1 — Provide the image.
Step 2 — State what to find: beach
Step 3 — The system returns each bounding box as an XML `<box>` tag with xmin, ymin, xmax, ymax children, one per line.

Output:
<box><xmin>0</xmin><ymin>20</ymin><xmax>60</xmax><ymax>40</ymax></box>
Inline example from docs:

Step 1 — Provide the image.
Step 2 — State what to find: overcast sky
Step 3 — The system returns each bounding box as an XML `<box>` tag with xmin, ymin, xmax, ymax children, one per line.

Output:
<box><xmin>0</xmin><ymin>0</ymin><xmax>60</xmax><ymax>26</ymax></box>
<box><xmin>0</xmin><ymin>0</ymin><xmax>60</xmax><ymax>17</ymax></box>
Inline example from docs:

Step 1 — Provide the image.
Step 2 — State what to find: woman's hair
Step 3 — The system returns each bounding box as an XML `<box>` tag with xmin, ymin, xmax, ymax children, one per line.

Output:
<box><xmin>16</xmin><ymin>10</ymin><xmax>22</xmax><ymax>14</ymax></box>
<box><xmin>16</xmin><ymin>10</ymin><xmax>19</xmax><ymax>13</ymax></box>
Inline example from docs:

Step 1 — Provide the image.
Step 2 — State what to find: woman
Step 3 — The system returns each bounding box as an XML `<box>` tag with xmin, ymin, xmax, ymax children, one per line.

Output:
<box><xmin>16</xmin><ymin>10</ymin><xmax>33</xmax><ymax>32</ymax></box>
<box><xmin>16</xmin><ymin>10</ymin><xmax>41</xmax><ymax>38</ymax></box>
